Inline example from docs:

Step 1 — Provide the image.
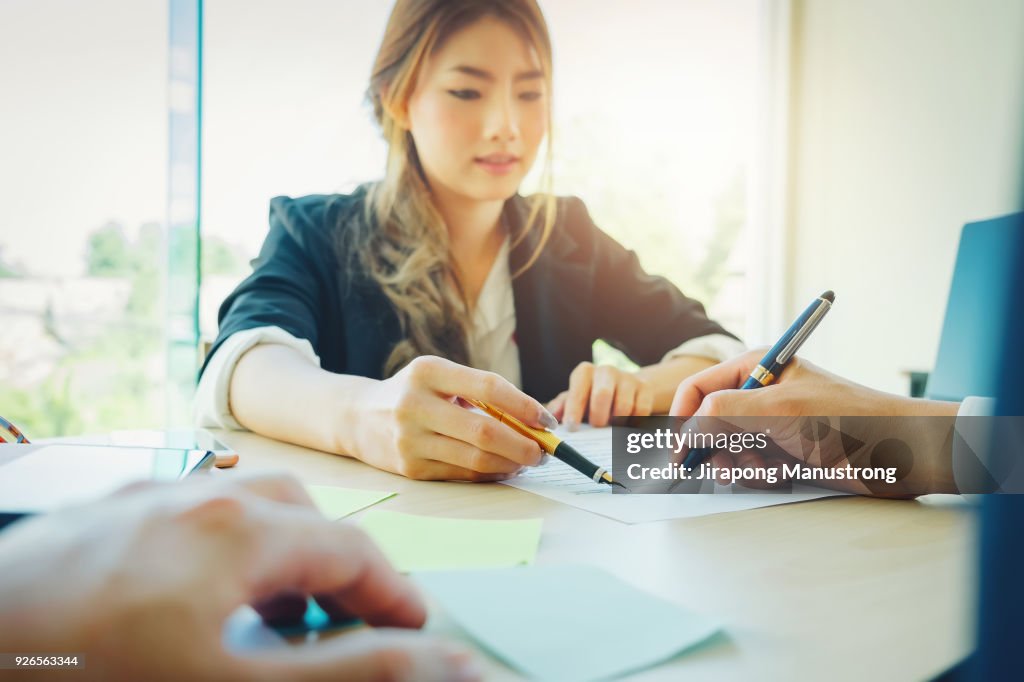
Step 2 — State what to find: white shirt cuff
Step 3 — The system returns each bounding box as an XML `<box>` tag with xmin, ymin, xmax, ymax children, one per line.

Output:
<box><xmin>953</xmin><ymin>395</ymin><xmax>996</xmax><ymax>499</ymax></box>
<box><xmin>660</xmin><ymin>333</ymin><xmax>746</xmax><ymax>365</ymax></box>
<box><xmin>956</xmin><ymin>396</ymin><xmax>996</xmax><ymax>417</ymax></box>
<box><xmin>193</xmin><ymin>326</ymin><xmax>320</xmax><ymax>431</ymax></box>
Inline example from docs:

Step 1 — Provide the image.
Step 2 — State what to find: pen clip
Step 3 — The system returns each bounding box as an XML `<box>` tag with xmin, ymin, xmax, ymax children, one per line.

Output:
<box><xmin>776</xmin><ymin>300</ymin><xmax>831</xmax><ymax>365</ymax></box>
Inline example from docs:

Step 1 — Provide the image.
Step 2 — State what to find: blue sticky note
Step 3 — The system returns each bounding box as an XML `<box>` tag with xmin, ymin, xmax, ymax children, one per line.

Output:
<box><xmin>416</xmin><ymin>565</ymin><xmax>720</xmax><ymax>681</ymax></box>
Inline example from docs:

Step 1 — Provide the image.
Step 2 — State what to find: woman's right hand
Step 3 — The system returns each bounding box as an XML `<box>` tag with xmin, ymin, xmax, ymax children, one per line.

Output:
<box><xmin>346</xmin><ymin>356</ymin><xmax>558</xmax><ymax>481</ymax></box>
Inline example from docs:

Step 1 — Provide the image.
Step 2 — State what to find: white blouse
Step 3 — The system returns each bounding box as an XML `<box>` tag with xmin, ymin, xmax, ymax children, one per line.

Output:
<box><xmin>194</xmin><ymin>237</ymin><xmax>746</xmax><ymax>430</ymax></box>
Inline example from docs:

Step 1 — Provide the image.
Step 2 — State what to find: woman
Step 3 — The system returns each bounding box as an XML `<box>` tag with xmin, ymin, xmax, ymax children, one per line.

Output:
<box><xmin>195</xmin><ymin>0</ymin><xmax>743</xmax><ymax>481</ymax></box>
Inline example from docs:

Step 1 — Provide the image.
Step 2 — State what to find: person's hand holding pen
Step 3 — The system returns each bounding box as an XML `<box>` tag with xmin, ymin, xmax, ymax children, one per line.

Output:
<box><xmin>343</xmin><ymin>355</ymin><xmax>554</xmax><ymax>481</ymax></box>
<box><xmin>668</xmin><ymin>349</ymin><xmax>962</xmax><ymax>497</ymax></box>
<box><xmin>669</xmin><ymin>350</ymin><xmax>901</xmax><ymax>420</ymax></box>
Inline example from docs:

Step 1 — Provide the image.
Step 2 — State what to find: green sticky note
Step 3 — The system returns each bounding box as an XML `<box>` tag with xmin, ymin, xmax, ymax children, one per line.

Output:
<box><xmin>304</xmin><ymin>485</ymin><xmax>395</xmax><ymax>520</ymax></box>
<box><xmin>417</xmin><ymin>565</ymin><xmax>721</xmax><ymax>682</ymax></box>
<box><xmin>360</xmin><ymin>510</ymin><xmax>542</xmax><ymax>572</ymax></box>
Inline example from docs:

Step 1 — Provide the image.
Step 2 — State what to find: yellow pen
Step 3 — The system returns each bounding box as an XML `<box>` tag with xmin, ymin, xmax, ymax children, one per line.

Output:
<box><xmin>463</xmin><ymin>398</ymin><xmax>623</xmax><ymax>488</ymax></box>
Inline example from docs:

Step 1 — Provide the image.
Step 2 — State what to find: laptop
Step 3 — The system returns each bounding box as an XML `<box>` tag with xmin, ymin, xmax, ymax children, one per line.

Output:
<box><xmin>925</xmin><ymin>212</ymin><xmax>1024</xmax><ymax>402</ymax></box>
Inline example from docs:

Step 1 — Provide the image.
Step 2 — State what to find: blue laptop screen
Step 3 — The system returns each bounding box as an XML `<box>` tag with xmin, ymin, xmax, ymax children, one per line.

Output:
<box><xmin>926</xmin><ymin>212</ymin><xmax>1023</xmax><ymax>402</ymax></box>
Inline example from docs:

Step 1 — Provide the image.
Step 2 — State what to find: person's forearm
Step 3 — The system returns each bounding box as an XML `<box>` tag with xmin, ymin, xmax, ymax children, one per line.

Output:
<box><xmin>894</xmin><ymin>395</ymin><xmax>961</xmax><ymax>418</ymax></box>
<box><xmin>837</xmin><ymin>394</ymin><xmax>960</xmax><ymax>496</ymax></box>
<box><xmin>875</xmin><ymin>395</ymin><xmax>960</xmax><ymax>494</ymax></box>
<box><xmin>899</xmin><ymin>395</ymin><xmax>960</xmax><ymax>494</ymax></box>
<box><xmin>230</xmin><ymin>343</ymin><xmax>374</xmax><ymax>456</ymax></box>
<box><xmin>636</xmin><ymin>355</ymin><xmax>717</xmax><ymax>413</ymax></box>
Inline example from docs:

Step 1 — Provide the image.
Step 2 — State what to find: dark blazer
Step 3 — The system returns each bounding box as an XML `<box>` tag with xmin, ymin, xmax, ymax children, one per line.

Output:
<box><xmin>202</xmin><ymin>189</ymin><xmax>738</xmax><ymax>403</ymax></box>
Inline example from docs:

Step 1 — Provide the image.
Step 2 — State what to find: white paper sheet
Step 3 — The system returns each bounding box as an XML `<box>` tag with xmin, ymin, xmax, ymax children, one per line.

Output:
<box><xmin>502</xmin><ymin>426</ymin><xmax>841</xmax><ymax>523</ymax></box>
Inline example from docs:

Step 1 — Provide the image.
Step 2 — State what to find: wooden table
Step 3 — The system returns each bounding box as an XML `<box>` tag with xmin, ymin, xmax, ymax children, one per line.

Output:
<box><xmin>214</xmin><ymin>429</ymin><xmax>975</xmax><ymax>681</ymax></box>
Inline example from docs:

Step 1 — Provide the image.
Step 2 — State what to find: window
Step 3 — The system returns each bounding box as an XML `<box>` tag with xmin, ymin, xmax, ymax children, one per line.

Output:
<box><xmin>541</xmin><ymin>0</ymin><xmax>762</xmax><ymax>365</ymax></box>
<box><xmin>0</xmin><ymin>0</ymin><xmax>199</xmax><ymax>437</ymax></box>
<box><xmin>1</xmin><ymin>0</ymin><xmax>769</xmax><ymax>438</ymax></box>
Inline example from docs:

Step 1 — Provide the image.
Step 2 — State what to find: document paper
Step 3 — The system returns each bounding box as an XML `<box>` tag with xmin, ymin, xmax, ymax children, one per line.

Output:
<box><xmin>501</xmin><ymin>426</ymin><xmax>839</xmax><ymax>523</ymax></box>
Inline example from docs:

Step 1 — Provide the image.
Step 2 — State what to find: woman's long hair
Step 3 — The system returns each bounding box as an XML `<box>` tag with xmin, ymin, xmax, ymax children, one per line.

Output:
<box><xmin>350</xmin><ymin>0</ymin><xmax>557</xmax><ymax>377</ymax></box>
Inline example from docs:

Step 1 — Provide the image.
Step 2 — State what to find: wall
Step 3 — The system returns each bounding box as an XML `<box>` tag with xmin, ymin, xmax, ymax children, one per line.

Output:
<box><xmin>785</xmin><ymin>0</ymin><xmax>1024</xmax><ymax>393</ymax></box>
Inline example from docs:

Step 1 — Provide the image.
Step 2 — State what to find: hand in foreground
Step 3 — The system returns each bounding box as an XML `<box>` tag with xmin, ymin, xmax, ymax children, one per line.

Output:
<box><xmin>0</xmin><ymin>474</ymin><xmax>480</xmax><ymax>682</ymax></box>
<box><xmin>547</xmin><ymin>362</ymin><xmax>654</xmax><ymax>429</ymax></box>
<box><xmin>668</xmin><ymin>349</ymin><xmax>959</xmax><ymax>496</ymax></box>
<box><xmin>352</xmin><ymin>356</ymin><xmax>555</xmax><ymax>481</ymax></box>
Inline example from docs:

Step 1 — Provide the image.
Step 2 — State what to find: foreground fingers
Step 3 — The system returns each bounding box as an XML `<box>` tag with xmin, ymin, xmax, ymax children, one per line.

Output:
<box><xmin>240</xmin><ymin>628</ymin><xmax>481</xmax><ymax>682</ymax></box>
<box><xmin>244</xmin><ymin>507</ymin><xmax>426</xmax><ymax>629</ymax></box>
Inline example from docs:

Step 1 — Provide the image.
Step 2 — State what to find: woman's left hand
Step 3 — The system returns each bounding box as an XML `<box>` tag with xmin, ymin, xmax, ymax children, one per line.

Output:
<box><xmin>546</xmin><ymin>362</ymin><xmax>654</xmax><ymax>429</ymax></box>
